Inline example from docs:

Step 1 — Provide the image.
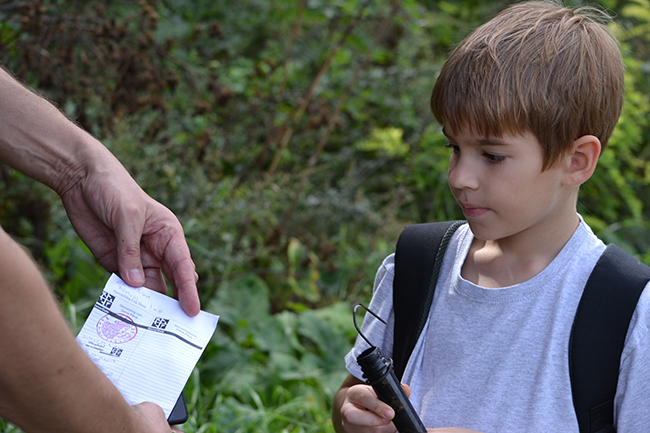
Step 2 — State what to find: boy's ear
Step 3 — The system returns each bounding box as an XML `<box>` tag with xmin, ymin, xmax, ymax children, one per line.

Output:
<box><xmin>562</xmin><ymin>135</ymin><xmax>601</xmax><ymax>187</ymax></box>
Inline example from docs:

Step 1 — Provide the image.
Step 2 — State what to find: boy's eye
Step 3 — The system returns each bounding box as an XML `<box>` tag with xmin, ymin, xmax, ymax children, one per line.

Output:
<box><xmin>482</xmin><ymin>152</ymin><xmax>505</xmax><ymax>163</ymax></box>
<box><xmin>444</xmin><ymin>143</ymin><xmax>459</xmax><ymax>154</ymax></box>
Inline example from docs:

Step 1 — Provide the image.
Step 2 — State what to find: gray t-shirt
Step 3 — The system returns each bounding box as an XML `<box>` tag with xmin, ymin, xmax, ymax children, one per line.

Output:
<box><xmin>345</xmin><ymin>219</ymin><xmax>650</xmax><ymax>432</ymax></box>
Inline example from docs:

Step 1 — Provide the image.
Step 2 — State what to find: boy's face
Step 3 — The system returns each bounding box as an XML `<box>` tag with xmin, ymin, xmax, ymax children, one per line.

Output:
<box><xmin>444</xmin><ymin>127</ymin><xmax>575</xmax><ymax>243</ymax></box>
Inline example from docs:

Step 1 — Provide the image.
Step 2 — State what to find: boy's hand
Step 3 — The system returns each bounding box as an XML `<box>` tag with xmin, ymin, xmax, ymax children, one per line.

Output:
<box><xmin>338</xmin><ymin>382</ymin><xmax>412</xmax><ymax>432</ymax></box>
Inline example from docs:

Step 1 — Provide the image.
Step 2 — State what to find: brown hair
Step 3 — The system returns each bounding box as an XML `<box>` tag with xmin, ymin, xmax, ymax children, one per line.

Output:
<box><xmin>430</xmin><ymin>0</ymin><xmax>625</xmax><ymax>169</ymax></box>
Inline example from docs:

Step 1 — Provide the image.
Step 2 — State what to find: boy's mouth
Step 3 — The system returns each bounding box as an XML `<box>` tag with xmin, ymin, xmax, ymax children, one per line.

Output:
<box><xmin>458</xmin><ymin>202</ymin><xmax>489</xmax><ymax>218</ymax></box>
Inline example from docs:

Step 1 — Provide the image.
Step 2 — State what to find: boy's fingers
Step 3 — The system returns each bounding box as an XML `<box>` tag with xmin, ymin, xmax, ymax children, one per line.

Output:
<box><xmin>342</xmin><ymin>408</ymin><xmax>391</xmax><ymax>428</ymax></box>
<box><xmin>402</xmin><ymin>383</ymin><xmax>412</xmax><ymax>398</ymax></box>
<box><xmin>347</xmin><ymin>385</ymin><xmax>395</xmax><ymax>421</ymax></box>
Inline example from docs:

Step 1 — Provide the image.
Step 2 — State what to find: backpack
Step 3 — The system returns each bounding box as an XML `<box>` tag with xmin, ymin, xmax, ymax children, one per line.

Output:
<box><xmin>392</xmin><ymin>221</ymin><xmax>650</xmax><ymax>433</ymax></box>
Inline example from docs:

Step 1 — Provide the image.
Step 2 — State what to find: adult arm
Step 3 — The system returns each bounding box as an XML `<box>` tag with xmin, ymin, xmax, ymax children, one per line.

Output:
<box><xmin>0</xmin><ymin>67</ymin><xmax>199</xmax><ymax>316</ymax></box>
<box><xmin>0</xmin><ymin>228</ymin><xmax>179</xmax><ymax>433</ymax></box>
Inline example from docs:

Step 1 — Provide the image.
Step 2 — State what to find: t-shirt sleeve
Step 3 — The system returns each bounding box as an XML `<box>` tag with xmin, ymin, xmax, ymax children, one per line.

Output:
<box><xmin>344</xmin><ymin>253</ymin><xmax>397</xmax><ymax>380</ymax></box>
<box><xmin>614</xmin><ymin>282</ymin><xmax>650</xmax><ymax>432</ymax></box>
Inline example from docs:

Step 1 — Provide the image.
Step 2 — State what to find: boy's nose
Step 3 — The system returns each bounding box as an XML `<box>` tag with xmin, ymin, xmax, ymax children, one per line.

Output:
<box><xmin>448</xmin><ymin>156</ymin><xmax>479</xmax><ymax>191</ymax></box>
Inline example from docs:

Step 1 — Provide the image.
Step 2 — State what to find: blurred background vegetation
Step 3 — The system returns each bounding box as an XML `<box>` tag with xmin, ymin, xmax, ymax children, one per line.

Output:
<box><xmin>1</xmin><ymin>0</ymin><xmax>650</xmax><ymax>431</ymax></box>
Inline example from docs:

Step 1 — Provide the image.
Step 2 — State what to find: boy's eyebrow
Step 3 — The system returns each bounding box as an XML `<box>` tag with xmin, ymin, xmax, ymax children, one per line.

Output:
<box><xmin>477</xmin><ymin>137</ymin><xmax>508</xmax><ymax>147</ymax></box>
<box><xmin>442</xmin><ymin>127</ymin><xmax>509</xmax><ymax>147</ymax></box>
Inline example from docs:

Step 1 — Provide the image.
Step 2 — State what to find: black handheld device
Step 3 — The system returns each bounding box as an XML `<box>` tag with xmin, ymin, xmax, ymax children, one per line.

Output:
<box><xmin>167</xmin><ymin>392</ymin><xmax>188</xmax><ymax>425</ymax></box>
<box><xmin>354</xmin><ymin>305</ymin><xmax>427</xmax><ymax>433</ymax></box>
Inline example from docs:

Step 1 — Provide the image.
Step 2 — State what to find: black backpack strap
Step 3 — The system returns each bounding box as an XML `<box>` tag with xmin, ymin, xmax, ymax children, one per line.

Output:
<box><xmin>392</xmin><ymin>220</ymin><xmax>466</xmax><ymax>380</ymax></box>
<box><xmin>570</xmin><ymin>244</ymin><xmax>650</xmax><ymax>433</ymax></box>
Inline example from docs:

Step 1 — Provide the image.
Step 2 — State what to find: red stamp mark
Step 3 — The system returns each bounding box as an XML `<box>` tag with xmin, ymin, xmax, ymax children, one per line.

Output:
<box><xmin>96</xmin><ymin>314</ymin><xmax>137</xmax><ymax>344</ymax></box>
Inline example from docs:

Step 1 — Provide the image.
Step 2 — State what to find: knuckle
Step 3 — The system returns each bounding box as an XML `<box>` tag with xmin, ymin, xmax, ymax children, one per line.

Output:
<box><xmin>120</xmin><ymin>242</ymin><xmax>141</xmax><ymax>257</ymax></box>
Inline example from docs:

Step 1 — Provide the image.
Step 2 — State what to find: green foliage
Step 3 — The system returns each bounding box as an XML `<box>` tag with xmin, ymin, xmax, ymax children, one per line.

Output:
<box><xmin>578</xmin><ymin>4</ymin><xmax>650</xmax><ymax>257</ymax></box>
<box><xmin>181</xmin><ymin>275</ymin><xmax>354</xmax><ymax>432</ymax></box>
<box><xmin>355</xmin><ymin>127</ymin><xmax>409</xmax><ymax>158</ymax></box>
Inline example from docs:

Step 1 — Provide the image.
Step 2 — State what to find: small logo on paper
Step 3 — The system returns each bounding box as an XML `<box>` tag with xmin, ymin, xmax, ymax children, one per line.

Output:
<box><xmin>97</xmin><ymin>291</ymin><xmax>115</xmax><ymax>308</ymax></box>
<box><xmin>151</xmin><ymin>317</ymin><xmax>169</xmax><ymax>329</ymax></box>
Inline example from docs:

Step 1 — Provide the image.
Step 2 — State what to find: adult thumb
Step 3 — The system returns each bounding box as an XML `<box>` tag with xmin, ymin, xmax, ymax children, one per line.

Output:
<box><xmin>116</xmin><ymin>224</ymin><xmax>145</xmax><ymax>287</ymax></box>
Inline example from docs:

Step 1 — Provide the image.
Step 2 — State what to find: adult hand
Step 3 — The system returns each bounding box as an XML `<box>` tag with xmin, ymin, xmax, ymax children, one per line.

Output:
<box><xmin>0</xmin><ymin>227</ymin><xmax>189</xmax><ymax>433</ymax></box>
<box><xmin>58</xmin><ymin>158</ymin><xmax>200</xmax><ymax>316</ymax></box>
<box><xmin>0</xmin><ymin>67</ymin><xmax>200</xmax><ymax>316</ymax></box>
<box><xmin>132</xmin><ymin>402</ymin><xmax>184</xmax><ymax>432</ymax></box>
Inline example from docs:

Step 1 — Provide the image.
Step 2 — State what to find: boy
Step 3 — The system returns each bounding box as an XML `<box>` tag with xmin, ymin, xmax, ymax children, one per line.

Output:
<box><xmin>332</xmin><ymin>1</ymin><xmax>650</xmax><ymax>432</ymax></box>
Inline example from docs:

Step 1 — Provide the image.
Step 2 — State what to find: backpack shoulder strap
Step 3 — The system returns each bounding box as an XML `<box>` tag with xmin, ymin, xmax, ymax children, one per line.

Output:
<box><xmin>392</xmin><ymin>220</ymin><xmax>466</xmax><ymax>380</ymax></box>
<box><xmin>570</xmin><ymin>244</ymin><xmax>650</xmax><ymax>433</ymax></box>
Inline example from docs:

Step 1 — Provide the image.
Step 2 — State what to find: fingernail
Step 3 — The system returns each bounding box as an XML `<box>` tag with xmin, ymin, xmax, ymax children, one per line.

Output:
<box><xmin>383</xmin><ymin>409</ymin><xmax>393</xmax><ymax>419</ymax></box>
<box><xmin>128</xmin><ymin>268</ymin><xmax>145</xmax><ymax>286</ymax></box>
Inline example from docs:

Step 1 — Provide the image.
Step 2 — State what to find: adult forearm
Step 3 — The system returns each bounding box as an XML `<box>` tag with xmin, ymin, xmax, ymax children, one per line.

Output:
<box><xmin>0</xmin><ymin>229</ymin><xmax>146</xmax><ymax>433</ymax></box>
<box><xmin>0</xmin><ymin>66</ymin><xmax>200</xmax><ymax>315</ymax></box>
<box><xmin>0</xmin><ymin>67</ymin><xmax>121</xmax><ymax>196</ymax></box>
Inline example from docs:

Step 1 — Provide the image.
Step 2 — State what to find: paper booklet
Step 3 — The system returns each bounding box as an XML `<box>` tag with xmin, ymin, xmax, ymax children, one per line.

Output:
<box><xmin>76</xmin><ymin>273</ymin><xmax>219</xmax><ymax>417</ymax></box>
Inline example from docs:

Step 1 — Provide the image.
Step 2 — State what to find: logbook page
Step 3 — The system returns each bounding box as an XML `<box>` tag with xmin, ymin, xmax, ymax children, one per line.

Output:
<box><xmin>76</xmin><ymin>274</ymin><xmax>219</xmax><ymax>417</ymax></box>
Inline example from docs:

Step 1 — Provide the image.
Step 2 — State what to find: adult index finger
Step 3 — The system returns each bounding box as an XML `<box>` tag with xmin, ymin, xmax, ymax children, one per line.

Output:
<box><xmin>161</xmin><ymin>233</ymin><xmax>200</xmax><ymax>317</ymax></box>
